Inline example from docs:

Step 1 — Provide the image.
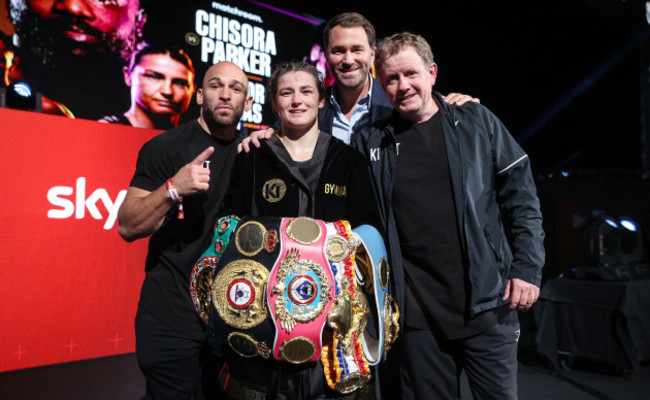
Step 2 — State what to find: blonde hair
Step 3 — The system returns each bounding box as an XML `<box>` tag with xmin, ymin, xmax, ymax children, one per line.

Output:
<box><xmin>375</xmin><ymin>32</ymin><xmax>435</xmax><ymax>73</ymax></box>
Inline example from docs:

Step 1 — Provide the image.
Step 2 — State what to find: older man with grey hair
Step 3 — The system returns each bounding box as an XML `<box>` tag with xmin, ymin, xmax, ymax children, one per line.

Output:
<box><xmin>354</xmin><ymin>31</ymin><xmax>545</xmax><ymax>400</ymax></box>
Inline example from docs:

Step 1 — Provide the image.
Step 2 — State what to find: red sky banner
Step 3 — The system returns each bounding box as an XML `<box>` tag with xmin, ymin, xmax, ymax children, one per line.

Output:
<box><xmin>0</xmin><ymin>109</ymin><xmax>159</xmax><ymax>372</ymax></box>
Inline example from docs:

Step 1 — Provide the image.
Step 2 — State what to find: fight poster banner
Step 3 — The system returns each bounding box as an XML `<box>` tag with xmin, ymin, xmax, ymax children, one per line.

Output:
<box><xmin>0</xmin><ymin>1</ymin><xmax>323</xmax><ymax>372</ymax></box>
<box><xmin>0</xmin><ymin>0</ymin><xmax>325</xmax><ymax>130</ymax></box>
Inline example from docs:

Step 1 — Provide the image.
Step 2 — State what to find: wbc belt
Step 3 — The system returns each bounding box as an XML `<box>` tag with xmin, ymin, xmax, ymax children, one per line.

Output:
<box><xmin>190</xmin><ymin>215</ymin><xmax>241</xmax><ymax>351</ymax></box>
<box><xmin>267</xmin><ymin>217</ymin><xmax>336</xmax><ymax>364</ymax></box>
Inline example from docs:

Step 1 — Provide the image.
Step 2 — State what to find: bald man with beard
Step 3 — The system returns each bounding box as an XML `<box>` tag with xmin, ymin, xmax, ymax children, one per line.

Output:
<box><xmin>118</xmin><ymin>61</ymin><xmax>253</xmax><ymax>399</ymax></box>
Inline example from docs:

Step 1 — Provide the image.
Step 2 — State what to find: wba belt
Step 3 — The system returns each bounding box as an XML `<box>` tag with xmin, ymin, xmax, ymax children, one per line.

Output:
<box><xmin>190</xmin><ymin>216</ymin><xmax>399</xmax><ymax>394</ymax></box>
<box><xmin>201</xmin><ymin>215</ymin><xmax>280</xmax><ymax>359</ymax></box>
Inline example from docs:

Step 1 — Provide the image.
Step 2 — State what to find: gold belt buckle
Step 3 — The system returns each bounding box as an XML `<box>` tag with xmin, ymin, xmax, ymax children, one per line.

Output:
<box><xmin>212</xmin><ymin>259</ymin><xmax>269</xmax><ymax>329</ymax></box>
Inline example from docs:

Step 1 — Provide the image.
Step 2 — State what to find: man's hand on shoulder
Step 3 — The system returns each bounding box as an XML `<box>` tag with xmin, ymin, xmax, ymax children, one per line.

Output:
<box><xmin>238</xmin><ymin>128</ymin><xmax>275</xmax><ymax>153</ymax></box>
<box><xmin>444</xmin><ymin>92</ymin><xmax>480</xmax><ymax>106</ymax></box>
<box><xmin>503</xmin><ymin>278</ymin><xmax>540</xmax><ymax>311</ymax></box>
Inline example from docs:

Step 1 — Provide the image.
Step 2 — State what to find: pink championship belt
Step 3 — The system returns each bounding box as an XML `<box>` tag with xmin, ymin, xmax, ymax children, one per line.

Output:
<box><xmin>267</xmin><ymin>217</ymin><xmax>336</xmax><ymax>364</ymax></box>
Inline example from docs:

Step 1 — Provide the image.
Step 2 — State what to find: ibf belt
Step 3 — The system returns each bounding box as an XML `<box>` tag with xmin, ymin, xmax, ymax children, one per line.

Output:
<box><xmin>267</xmin><ymin>217</ymin><xmax>336</xmax><ymax>364</ymax></box>
<box><xmin>352</xmin><ymin>224</ymin><xmax>399</xmax><ymax>365</ymax></box>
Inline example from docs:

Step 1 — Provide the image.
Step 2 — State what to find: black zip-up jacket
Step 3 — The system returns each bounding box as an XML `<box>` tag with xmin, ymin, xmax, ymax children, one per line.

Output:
<box><xmin>221</xmin><ymin>132</ymin><xmax>382</xmax><ymax>231</ymax></box>
<box><xmin>353</xmin><ymin>91</ymin><xmax>545</xmax><ymax>317</ymax></box>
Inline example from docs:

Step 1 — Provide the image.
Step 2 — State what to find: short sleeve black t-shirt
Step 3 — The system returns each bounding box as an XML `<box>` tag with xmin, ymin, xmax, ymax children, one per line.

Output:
<box><xmin>130</xmin><ymin>120</ymin><xmax>239</xmax><ymax>339</ymax></box>
<box><xmin>392</xmin><ymin>112</ymin><xmax>496</xmax><ymax>339</ymax></box>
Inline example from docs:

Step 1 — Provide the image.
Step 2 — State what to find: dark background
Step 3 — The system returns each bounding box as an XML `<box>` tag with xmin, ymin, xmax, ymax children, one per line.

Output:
<box><xmin>271</xmin><ymin>0</ymin><xmax>650</xmax><ymax>176</ymax></box>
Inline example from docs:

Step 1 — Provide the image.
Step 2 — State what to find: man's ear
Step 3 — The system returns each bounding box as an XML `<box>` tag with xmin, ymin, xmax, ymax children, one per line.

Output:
<box><xmin>429</xmin><ymin>63</ymin><xmax>438</xmax><ymax>87</ymax></box>
<box><xmin>244</xmin><ymin>95</ymin><xmax>253</xmax><ymax>112</ymax></box>
<box><xmin>123</xmin><ymin>67</ymin><xmax>132</xmax><ymax>87</ymax></box>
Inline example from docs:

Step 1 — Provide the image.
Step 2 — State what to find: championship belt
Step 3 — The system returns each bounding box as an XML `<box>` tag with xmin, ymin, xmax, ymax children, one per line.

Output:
<box><xmin>189</xmin><ymin>215</ymin><xmax>240</xmax><ymax>351</ymax></box>
<box><xmin>191</xmin><ymin>215</ymin><xmax>399</xmax><ymax>395</ymax></box>
<box><xmin>267</xmin><ymin>217</ymin><xmax>336</xmax><ymax>364</ymax></box>
<box><xmin>190</xmin><ymin>215</ymin><xmax>240</xmax><ymax>325</ymax></box>
<box><xmin>352</xmin><ymin>224</ymin><xmax>400</xmax><ymax>364</ymax></box>
<box><xmin>321</xmin><ymin>220</ymin><xmax>371</xmax><ymax>394</ymax></box>
<box><xmin>211</xmin><ymin>216</ymin><xmax>282</xmax><ymax>358</ymax></box>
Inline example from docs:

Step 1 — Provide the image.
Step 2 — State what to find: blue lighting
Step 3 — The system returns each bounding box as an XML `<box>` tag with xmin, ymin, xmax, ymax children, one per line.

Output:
<box><xmin>13</xmin><ymin>82</ymin><xmax>32</xmax><ymax>98</ymax></box>
<box><xmin>620</xmin><ymin>219</ymin><xmax>638</xmax><ymax>232</ymax></box>
<box><xmin>604</xmin><ymin>218</ymin><xmax>619</xmax><ymax>228</ymax></box>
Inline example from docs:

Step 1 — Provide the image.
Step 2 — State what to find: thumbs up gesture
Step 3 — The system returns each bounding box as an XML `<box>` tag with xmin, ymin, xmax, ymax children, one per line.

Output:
<box><xmin>170</xmin><ymin>147</ymin><xmax>214</xmax><ymax>196</ymax></box>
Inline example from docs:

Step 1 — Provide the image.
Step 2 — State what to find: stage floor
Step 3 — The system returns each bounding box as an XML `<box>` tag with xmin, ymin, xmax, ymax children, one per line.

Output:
<box><xmin>1</xmin><ymin>351</ymin><xmax>649</xmax><ymax>400</ymax></box>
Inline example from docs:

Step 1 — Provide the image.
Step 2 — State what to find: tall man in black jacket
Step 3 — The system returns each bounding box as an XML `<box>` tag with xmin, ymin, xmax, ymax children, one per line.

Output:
<box><xmin>353</xmin><ymin>32</ymin><xmax>545</xmax><ymax>400</ymax></box>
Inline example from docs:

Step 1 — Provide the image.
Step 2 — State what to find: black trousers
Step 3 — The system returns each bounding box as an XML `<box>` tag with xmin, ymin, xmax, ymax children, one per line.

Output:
<box><xmin>399</xmin><ymin>310</ymin><xmax>520</xmax><ymax>400</ymax></box>
<box><xmin>135</xmin><ymin>307</ymin><xmax>222</xmax><ymax>400</ymax></box>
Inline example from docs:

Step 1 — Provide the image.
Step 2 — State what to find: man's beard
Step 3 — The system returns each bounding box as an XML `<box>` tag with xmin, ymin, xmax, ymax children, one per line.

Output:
<box><xmin>202</xmin><ymin>102</ymin><xmax>244</xmax><ymax>131</ymax></box>
<box><xmin>9</xmin><ymin>5</ymin><xmax>138</xmax><ymax>66</ymax></box>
